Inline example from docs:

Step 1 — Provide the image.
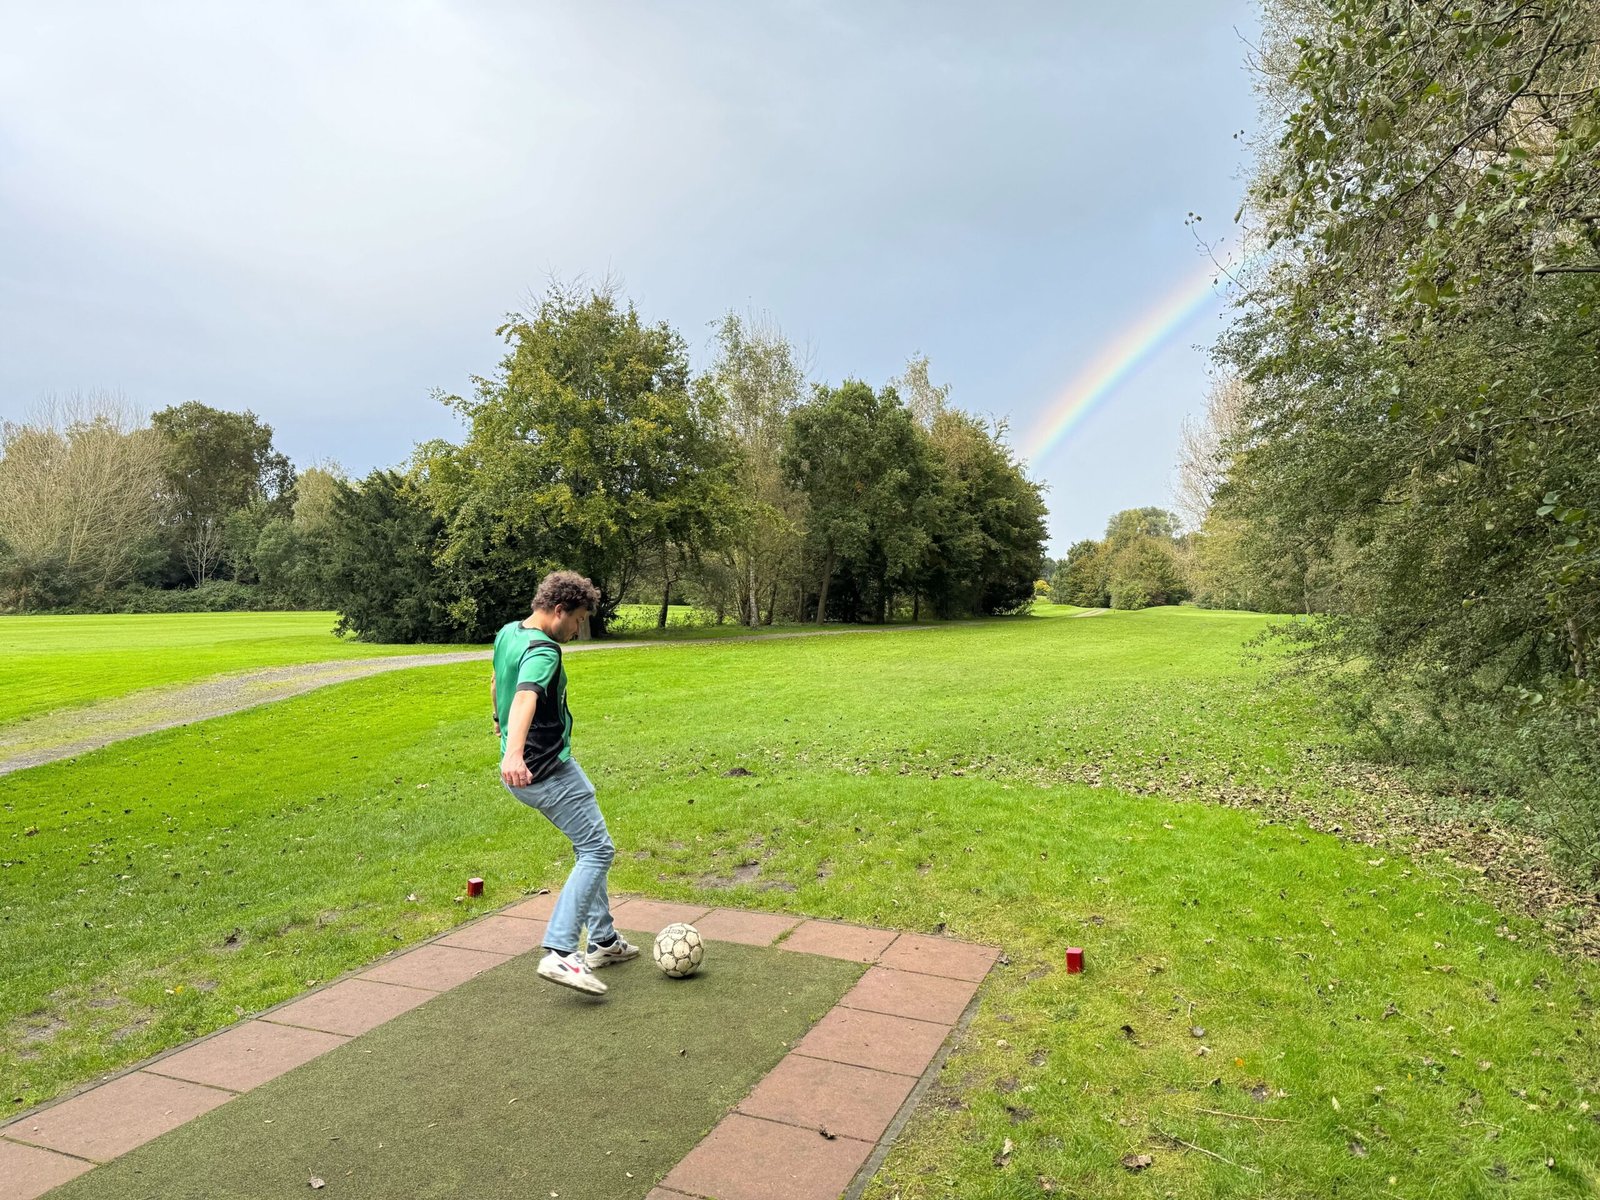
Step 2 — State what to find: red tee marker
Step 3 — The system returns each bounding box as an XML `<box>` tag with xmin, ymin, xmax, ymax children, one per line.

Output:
<box><xmin>466</xmin><ymin>877</ymin><xmax>485</xmax><ymax>897</ymax></box>
<box><xmin>1065</xmin><ymin>947</ymin><xmax>1085</xmax><ymax>974</ymax></box>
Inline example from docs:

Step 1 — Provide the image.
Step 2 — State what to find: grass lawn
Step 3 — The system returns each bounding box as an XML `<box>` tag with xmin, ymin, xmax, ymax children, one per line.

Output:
<box><xmin>43</xmin><ymin>943</ymin><xmax>861</xmax><ymax>1200</ymax></box>
<box><xmin>0</xmin><ymin>612</ymin><xmax>470</xmax><ymax>729</ymax></box>
<box><xmin>4</xmin><ymin>606</ymin><xmax>1597</xmax><ymax>1197</ymax></box>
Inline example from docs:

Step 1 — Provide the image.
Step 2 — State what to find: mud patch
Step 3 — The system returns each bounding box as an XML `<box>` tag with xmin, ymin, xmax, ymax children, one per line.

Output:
<box><xmin>111</xmin><ymin>1019</ymin><xmax>151</xmax><ymax>1044</ymax></box>
<box><xmin>17</xmin><ymin>1016</ymin><xmax>66</xmax><ymax>1046</ymax></box>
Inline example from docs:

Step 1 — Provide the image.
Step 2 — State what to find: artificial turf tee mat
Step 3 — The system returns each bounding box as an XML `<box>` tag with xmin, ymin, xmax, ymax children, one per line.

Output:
<box><xmin>48</xmin><ymin>942</ymin><xmax>865</xmax><ymax>1200</ymax></box>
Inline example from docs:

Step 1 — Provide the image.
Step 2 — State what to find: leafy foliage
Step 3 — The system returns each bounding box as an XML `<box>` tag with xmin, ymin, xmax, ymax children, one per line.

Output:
<box><xmin>150</xmin><ymin>402</ymin><xmax>294</xmax><ymax>585</ymax></box>
<box><xmin>783</xmin><ymin>379</ymin><xmax>933</xmax><ymax>623</ymax></box>
<box><xmin>425</xmin><ymin>285</ymin><xmax>739</xmax><ymax>638</ymax></box>
<box><xmin>1208</xmin><ymin>0</ymin><xmax>1600</xmax><ymax>877</ymax></box>
<box><xmin>1052</xmin><ymin>509</ymin><xmax>1190</xmax><ymax>610</ymax></box>
<box><xmin>702</xmin><ymin>312</ymin><xmax>807</xmax><ymax>626</ymax></box>
<box><xmin>0</xmin><ymin>398</ymin><xmax>166</xmax><ymax>610</ymax></box>
<box><xmin>324</xmin><ymin>470</ymin><xmax>456</xmax><ymax>643</ymax></box>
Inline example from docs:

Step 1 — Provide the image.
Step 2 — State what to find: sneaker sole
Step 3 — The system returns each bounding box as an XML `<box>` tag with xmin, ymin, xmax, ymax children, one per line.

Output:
<box><xmin>535</xmin><ymin>968</ymin><xmax>607</xmax><ymax>996</ymax></box>
<box><xmin>587</xmin><ymin>949</ymin><xmax>640</xmax><ymax>969</ymax></box>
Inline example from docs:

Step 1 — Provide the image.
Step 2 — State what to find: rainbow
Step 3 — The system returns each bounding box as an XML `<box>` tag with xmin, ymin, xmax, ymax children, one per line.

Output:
<box><xmin>1020</xmin><ymin>256</ymin><xmax>1236</xmax><ymax>466</ymax></box>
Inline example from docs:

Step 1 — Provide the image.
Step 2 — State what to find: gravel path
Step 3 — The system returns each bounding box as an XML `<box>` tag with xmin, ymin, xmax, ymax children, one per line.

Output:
<box><xmin>0</xmin><ymin>624</ymin><xmax>944</xmax><ymax>776</ymax></box>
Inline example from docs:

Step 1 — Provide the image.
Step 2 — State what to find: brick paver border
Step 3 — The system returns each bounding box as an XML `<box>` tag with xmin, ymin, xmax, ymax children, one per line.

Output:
<box><xmin>0</xmin><ymin>892</ymin><xmax>999</xmax><ymax>1200</ymax></box>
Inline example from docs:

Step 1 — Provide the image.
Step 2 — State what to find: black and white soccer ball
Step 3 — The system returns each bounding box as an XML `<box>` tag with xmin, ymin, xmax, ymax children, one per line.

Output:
<box><xmin>653</xmin><ymin>922</ymin><xmax>705</xmax><ymax>978</ymax></box>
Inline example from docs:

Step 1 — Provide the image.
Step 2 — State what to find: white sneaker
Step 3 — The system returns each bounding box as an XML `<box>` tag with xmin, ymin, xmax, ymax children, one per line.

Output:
<box><xmin>536</xmin><ymin>950</ymin><xmax>607</xmax><ymax>995</ymax></box>
<box><xmin>586</xmin><ymin>935</ymin><xmax>640</xmax><ymax>970</ymax></box>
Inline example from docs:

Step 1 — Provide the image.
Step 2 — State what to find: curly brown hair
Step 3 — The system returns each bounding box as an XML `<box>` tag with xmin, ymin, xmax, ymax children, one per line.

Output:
<box><xmin>532</xmin><ymin>570</ymin><xmax>601</xmax><ymax>614</ymax></box>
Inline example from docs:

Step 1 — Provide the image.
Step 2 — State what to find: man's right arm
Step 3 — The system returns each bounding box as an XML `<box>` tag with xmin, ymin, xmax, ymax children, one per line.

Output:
<box><xmin>499</xmin><ymin>690</ymin><xmax>537</xmax><ymax>788</ymax></box>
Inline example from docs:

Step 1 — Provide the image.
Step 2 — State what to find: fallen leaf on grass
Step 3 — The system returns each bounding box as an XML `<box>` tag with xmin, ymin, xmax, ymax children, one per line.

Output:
<box><xmin>994</xmin><ymin>1137</ymin><xmax>1014</xmax><ymax>1168</ymax></box>
<box><xmin>1190</xmin><ymin>1026</ymin><xmax>1206</xmax><ymax>1038</ymax></box>
<box><xmin>1120</xmin><ymin>1153</ymin><xmax>1154</xmax><ymax>1172</ymax></box>
<box><xmin>1036</xmin><ymin>1176</ymin><xmax>1058</xmax><ymax>1193</ymax></box>
<box><xmin>309</xmin><ymin>1179</ymin><xmax>325</xmax><ymax>1191</ymax></box>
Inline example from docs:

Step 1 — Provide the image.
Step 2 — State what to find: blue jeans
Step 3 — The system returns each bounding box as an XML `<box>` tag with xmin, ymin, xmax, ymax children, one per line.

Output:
<box><xmin>505</xmin><ymin>759</ymin><xmax>617</xmax><ymax>954</ymax></box>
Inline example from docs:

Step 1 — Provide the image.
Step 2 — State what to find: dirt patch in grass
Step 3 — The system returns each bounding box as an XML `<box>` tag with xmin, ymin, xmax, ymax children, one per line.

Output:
<box><xmin>16</xmin><ymin>1017</ymin><xmax>66</xmax><ymax>1046</ymax></box>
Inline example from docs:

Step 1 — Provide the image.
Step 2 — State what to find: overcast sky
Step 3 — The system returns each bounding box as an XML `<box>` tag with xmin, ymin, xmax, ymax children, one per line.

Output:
<box><xmin>0</xmin><ymin>2</ymin><xmax>1261</xmax><ymax>554</ymax></box>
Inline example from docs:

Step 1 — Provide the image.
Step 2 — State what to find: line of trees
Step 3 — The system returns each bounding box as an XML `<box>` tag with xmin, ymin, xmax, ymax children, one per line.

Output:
<box><xmin>0</xmin><ymin>392</ymin><xmax>329</xmax><ymax>611</ymax></box>
<box><xmin>1176</xmin><ymin>0</ymin><xmax>1600</xmax><ymax>880</ymax></box>
<box><xmin>332</xmin><ymin>284</ymin><xmax>1048</xmax><ymax>641</ymax></box>
<box><xmin>0</xmin><ymin>285</ymin><xmax>1048</xmax><ymax>640</ymax></box>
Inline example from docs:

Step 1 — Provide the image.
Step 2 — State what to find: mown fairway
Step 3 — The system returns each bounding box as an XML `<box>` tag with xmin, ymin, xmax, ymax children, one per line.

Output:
<box><xmin>0</xmin><ymin>612</ymin><xmax>469</xmax><ymax>728</ymax></box>
<box><xmin>3</xmin><ymin>607</ymin><xmax>1597</xmax><ymax>1198</ymax></box>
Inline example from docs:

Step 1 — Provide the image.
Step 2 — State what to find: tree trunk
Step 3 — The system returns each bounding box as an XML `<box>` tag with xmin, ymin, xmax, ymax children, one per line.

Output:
<box><xmin>764</xmin><ymin>579</ymin><xmax>778</xmax><ymax>625</ymax></box>
<box><xmin>877</xmin><ymin>574</ymin><xmax>888</xmax><ymax>624</ymax></box>
<box><xmin>815</xmin><ymin>548</ymin><xmax>834</xmax><ymax>626</ymax></box>
<box><xmin>912</xmin><ymin>592</ymin><xmax>920</xmax><ymax>622</ymax></box>
<box><xmin>658</xmin><ymin>582</ymin><xmax>671</xmax><ymax>630</ymax></box>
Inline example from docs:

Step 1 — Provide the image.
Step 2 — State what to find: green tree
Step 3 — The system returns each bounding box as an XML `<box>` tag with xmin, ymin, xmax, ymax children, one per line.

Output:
<box><xmin>1107</xmin><ymin>536</ymin><xmax>1190</xmax><ymax>610</ymax></box>
<box><xmin>927</xmin><ymin>409</ymin><xmax>1047</xmax><ymax>617</ymax></box>
<box><xmin>430</xmin><ymin>284</ymin><xmax>738</xmax><ymax>638</ymax></box>
<box><xmin>247</xmin><ymin>463</ymin><xmax>347</xmax><ymax>607</ymax></box>
<box><xmin>1052</xmin><ymin>539</ymin><xmax>1110</xmax><ymax>608</ymax></box>
<box><xmin>783</xmin><ymin>380</ymin><xmax>932</xmax><ymax>623</ymax></box>
<box><xmin>1104</xmin><ymin>506</ymin><xmax>1179</xmax><ymax>549</ymax></box>
<box><xmin>324</xmin><ymin>470</ymin><xmax>455</xmax><ymax>642</ymax></box>
<box><xmin>1224</xmin><ymin>0</ymin><xmax>1600</xmax><ymax>674</ymax></box>
<box><xmin>704</xmin><ymin>312</ymin><xmax>807</xmax><ymax>626</ymax></box>
<box><xmin>1217</xmin><ymin>0</ymin><xmax>1600</xmax><ymax>874</ymax></box>
<box><xmin>892</xmin><ymin>357</ymin><xmax>1046</xmax><ymax>619</ymax></box>
<box><xmin>150</xmin><ymin>402</ymin><xmax>294</xmax><ymax>584</ymax></box>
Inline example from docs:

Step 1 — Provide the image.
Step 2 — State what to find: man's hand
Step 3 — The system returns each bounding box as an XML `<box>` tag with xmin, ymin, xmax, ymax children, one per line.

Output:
<box><xmin>500</xmin><ymin>751</ymin><xmax>532</xmax><ymax>789</ymax></box>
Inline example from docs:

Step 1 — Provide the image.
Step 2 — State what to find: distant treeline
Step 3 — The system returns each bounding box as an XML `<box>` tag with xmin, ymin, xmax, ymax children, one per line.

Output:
<box><xmin>1043</xmin><ymin>507</ymin><xmax>1192</xmax><ymax>611</ymax></box>
<box><xmin>0</xmin><ymin>285</ymin><xmax>1047</xmax><ymax>639</ymax></box>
